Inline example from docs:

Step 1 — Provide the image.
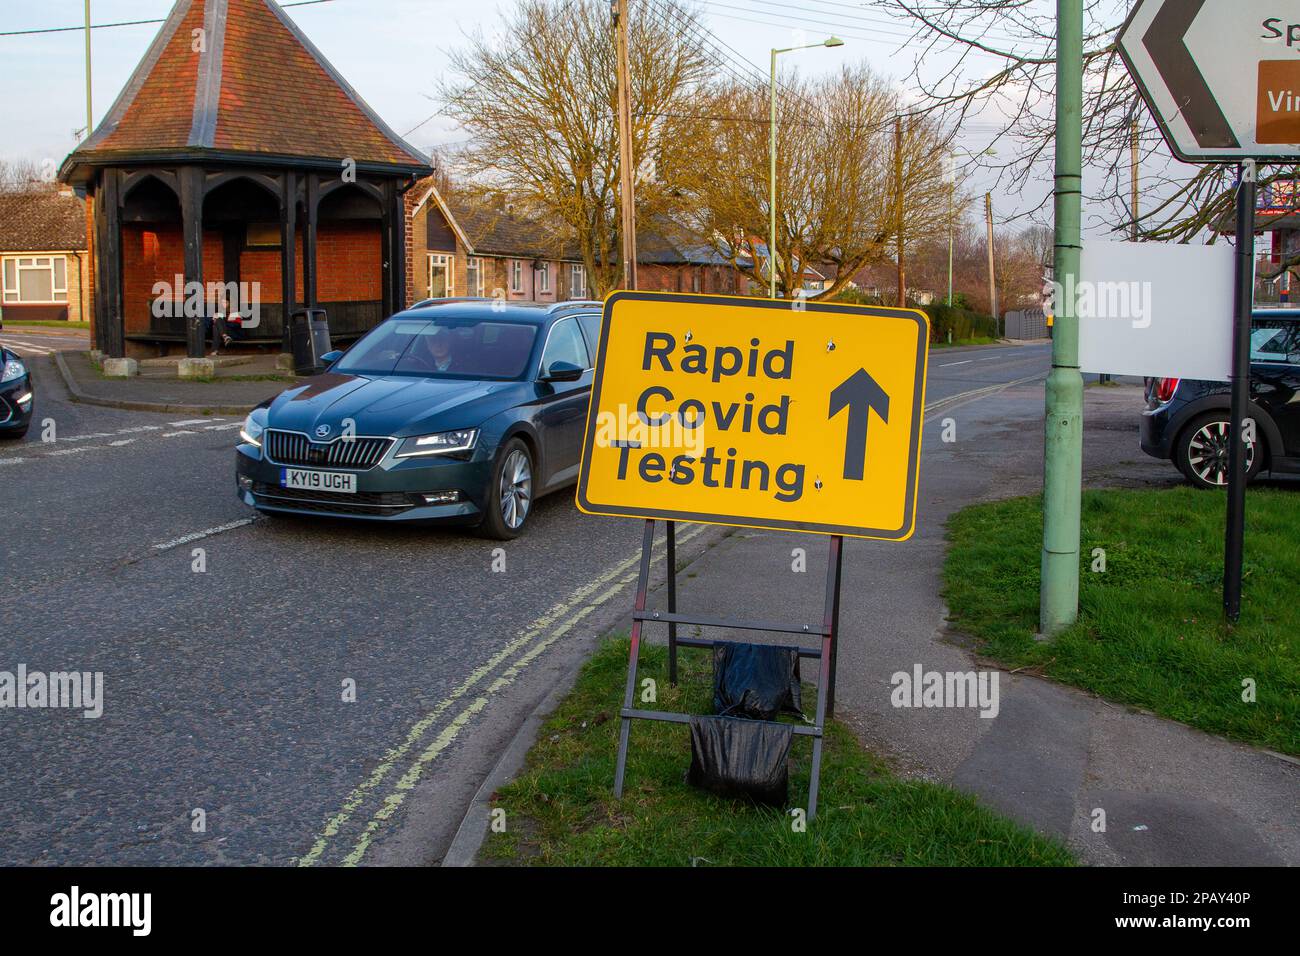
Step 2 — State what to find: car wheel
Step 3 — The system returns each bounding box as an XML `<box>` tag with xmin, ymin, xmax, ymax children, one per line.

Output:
<box><xmin>480</xmin><ymin>438</ymin><xmax>534</xmax><ymax>540</ymax></box>
<box><xmin>1175</xmin><ymin>413</ymin><xmax>1262</xmax><ymax>490</ymax></box>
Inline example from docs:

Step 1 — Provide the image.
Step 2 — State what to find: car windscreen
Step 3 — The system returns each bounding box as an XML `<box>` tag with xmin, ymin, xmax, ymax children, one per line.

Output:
<box><xmin>334</xmin><ymin>318</ymin><xmax>539</xmax><ymax>380</ymax></box>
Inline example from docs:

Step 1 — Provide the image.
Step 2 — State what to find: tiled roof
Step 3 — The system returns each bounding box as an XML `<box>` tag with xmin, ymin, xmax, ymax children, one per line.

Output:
<box><xmin>0</xmin><ymin>189</ymin><xmax>88</xmax><ymax>252</ymax></box>
<box><xmin>444</xmin><ymin>194</ymin><xmax>580</xmax><ymax>261</ymax></box>
<box><xmin>62</xmin><ymin>0</ymin><xmax>428</xmax><ymax>177</ymax></box>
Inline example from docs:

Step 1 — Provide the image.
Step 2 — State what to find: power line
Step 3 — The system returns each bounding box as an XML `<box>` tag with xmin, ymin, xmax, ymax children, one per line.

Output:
<box><xmin>0</xmin><ymin>0</ymin><xmax>335</xmax><ymax>37</ymax></box>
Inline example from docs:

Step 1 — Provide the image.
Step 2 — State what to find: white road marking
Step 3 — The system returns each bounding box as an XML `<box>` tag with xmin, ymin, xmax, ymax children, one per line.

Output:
<box><xmin>162</xmin><ymin>430</ymin><xmax>198</xmax><ymax>437</ymax></box>
<box><xmin>151</xmin><ymin>518</ymin><xmax>255</xmax><ymax>552</ymax></box>
<box><xmin>0</xmin><ymin>458</ymin><xmax>26</xmax><ymax>466</ymax></box>
<box><xmin>108</xmin><ymin>439</ymin><xmax>136</xmax><ymax>447</ymax></box>
<box><xmin>169</xmin><ymin>418</ymin><xmax>222</xmax><ymax>427</ymax></box>
<box><xmin>939</xmin><ymin>359</ymin><xmax>973</xmax><ymax>367</ymax></box>
<box><xmin>204</xmin><ymin>422</ymin><xmax>242</xmax><ymax>431</ymax></box>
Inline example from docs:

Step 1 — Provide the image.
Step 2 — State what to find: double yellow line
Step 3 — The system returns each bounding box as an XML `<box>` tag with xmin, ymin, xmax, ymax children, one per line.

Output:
<box><xmin>297</xmin><ymin>521</ymin><xmax>709</xmax><ymax>867</ymax></box>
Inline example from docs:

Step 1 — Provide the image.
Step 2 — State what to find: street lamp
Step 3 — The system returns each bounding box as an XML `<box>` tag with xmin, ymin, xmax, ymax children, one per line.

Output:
<box><xmin>770</xmin><ymin>36</ymin><xmax>843</xmax><ymax>299</ymax></box>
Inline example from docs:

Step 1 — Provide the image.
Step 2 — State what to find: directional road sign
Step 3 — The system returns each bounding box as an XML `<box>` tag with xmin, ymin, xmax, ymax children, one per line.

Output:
<box><xmin>576</xmin><ymin>292</ymin><xmax>930</xmax><ymax>540</ymax></box>
<box><xmin>1119</xmin><ymin>0</ymin><xmax>1300</xmax><ymax>161</ymax></box>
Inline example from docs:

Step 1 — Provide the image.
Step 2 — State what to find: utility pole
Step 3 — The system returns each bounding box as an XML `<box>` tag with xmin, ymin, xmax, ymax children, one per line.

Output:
<box><xmin>84</xmin><ymin>0</ymin><xmax>93</xmax><ymax>138</ymax></box>
<box><xmin>612</xmin><ymin>0</ymin><xmax>637</xmax><ymax>290</ymax></box>
<box><xmin>947</xmin><ymin>171</ymin><xmax>955</xmax><ymax>306</ymax></box>
<box><xmin>896</xmin><ymin>117</ymin><xmax>906</xmax><ymax>307</ymax></box>
<box><xmin>985</xmin><ymin>192</ymin><xmax>998</xmax><ymax>332</ymax></box>
<box><xmin>1040</xmin><ymin>0</ymin><xmax>1085</xmax><ymax>635</ymax></box>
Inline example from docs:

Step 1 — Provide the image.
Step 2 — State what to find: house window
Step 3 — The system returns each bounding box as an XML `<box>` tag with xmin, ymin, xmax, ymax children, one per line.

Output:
<box><xmin>569</xmin><ymin>264</ymin><xmax>586</xmax><ymax>299</ymax></box>
<box><xmin>466</xmin><ymin>257</ymin><xmax>485</xmax><ymax>297</ymax></box>
<box><xmin>510</xmin><ymin>260</ymin><xmax>524</xmax><ymax>294</ymax></box>
<box><xmin>428</xmin><ymin>254</ymin><xmax>453</xmax><ymax>297</ymax></box>
<box><xmin>538</xmin><ymin>261</ymin><xmax>551</xmax><ymax>295</ymax></box>
<box><xmin>2</xmin><ymin>256</ymin><xmax>68</xmax><ymax>304</ymax></box>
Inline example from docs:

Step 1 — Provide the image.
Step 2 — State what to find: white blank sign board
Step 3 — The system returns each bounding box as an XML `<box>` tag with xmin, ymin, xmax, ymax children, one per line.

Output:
<box><xmin>1077</xmin><ymin>240</ymin><xmax>1235</xmax><ymax>382</ymax></box>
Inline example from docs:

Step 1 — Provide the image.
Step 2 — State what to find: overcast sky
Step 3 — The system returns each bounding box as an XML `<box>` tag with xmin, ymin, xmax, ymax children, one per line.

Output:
<box><xmin>0</xmin><ymin>0</ymin><xmax>1049</xmax><ymax>227</ymax></box>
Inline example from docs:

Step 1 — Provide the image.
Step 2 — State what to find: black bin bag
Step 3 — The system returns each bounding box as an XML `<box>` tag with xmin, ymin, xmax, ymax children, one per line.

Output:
<box><xmin>712</xmin><ymin>642</ymin><xmax>802</xmax><ymax>721</ymax></box>
<box><xmin>686</xmin><ymin>715</ymin><xmax>792</xmax><ymax>806</ymax></box>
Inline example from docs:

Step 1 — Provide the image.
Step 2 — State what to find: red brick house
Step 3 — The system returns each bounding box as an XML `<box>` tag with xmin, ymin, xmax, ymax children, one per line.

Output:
<box><xmin>409</xmin><ymin>183</ymin><xmax>590</xmax><ymax>303</ymax></box>
<box><xmin>58</xmin><ymin>0</ymin><xmax>432</xmax><ymax>358</ymax></box>
<box><xmin>0</xmin><ymin>187</ymin><xmax>90</xmax><ymax>323</ymax></box>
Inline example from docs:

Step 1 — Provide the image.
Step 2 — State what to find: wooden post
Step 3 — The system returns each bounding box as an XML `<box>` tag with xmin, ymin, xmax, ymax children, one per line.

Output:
<box><xmin>179</xmin><ymin>166</ymin><xmax>206</xmax><ymax>358</ymax></box>
<box><xmin>985</xmin><ymin>192</ymin><xmax>999</xmax><ymax>334</ymax></box>
<box><xmin>303</xmin><ymin>173</ymin><xmax>319</xmax><ymax>311</ymax></box>
<box><xmin>97</xmin><ymin>169</ymin><xmax>124</xmax><ymax>359</ymax></box>
<box><xmin>895</xmin><ymin>116</ymin><xmax>906</xmax><ymax>307</ymax></box>
<box><xmin>613</xmin><ymin>0</ymin><xmax>637</xmax><ymax>290</ymax></box>
<box><xmin>391</xmin><ymin>179</ymin><xmax>407</xmax><ymax>313</ymax></box>
<box><xmin>280</xmin><ymin>170</ymin><xmax>298</xmax><ymax>353</ymax></box>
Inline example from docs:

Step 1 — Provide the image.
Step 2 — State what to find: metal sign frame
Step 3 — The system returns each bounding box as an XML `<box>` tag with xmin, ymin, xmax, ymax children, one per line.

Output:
<box><xmin>612</xmin><ymin>519</ymin><xmax>843</xmax><ymax>820</ymax></box>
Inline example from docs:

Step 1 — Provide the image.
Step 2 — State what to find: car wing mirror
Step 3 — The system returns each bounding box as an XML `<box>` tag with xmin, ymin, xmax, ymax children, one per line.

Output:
<box><xmin>541</xmin><ymin>361</ymin><xmax>583</xmax><ymax>383</ymax></box>
<box><xmin>321</xmin><ymin>349</ymin><xmax>344</xmax><ymax>365</ymax></box>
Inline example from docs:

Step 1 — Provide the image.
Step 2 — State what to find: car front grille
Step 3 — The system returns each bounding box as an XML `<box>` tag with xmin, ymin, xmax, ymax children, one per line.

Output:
<box><xmin>264</xmin><ymin>430</ymin><xmax>392</xmax><ymax>470</ymax></box>
<box><xmin>252</xmin><ymin>482</ymin><xmax>420</xmax><ymax>516</ymax></box>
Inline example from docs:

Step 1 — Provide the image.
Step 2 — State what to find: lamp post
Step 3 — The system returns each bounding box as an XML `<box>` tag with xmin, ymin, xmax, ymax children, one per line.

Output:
<box><xmin>770</xmin><ymin>36</ymin><xmax>843</xmax><ymax>299</ymax></box>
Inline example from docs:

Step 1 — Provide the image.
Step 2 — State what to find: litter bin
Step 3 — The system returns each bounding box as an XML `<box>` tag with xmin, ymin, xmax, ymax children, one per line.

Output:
<box><xmin>289</xmin><ymin>308</ymin><xmax>332</xmax><ymax>375</ymax></box>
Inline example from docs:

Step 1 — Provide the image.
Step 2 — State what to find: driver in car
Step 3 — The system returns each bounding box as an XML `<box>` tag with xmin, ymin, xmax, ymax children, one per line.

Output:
<box><xmin>418</xmin><ymin>328</ymin><xmax>457</xmax><ymax>373</ymax></box>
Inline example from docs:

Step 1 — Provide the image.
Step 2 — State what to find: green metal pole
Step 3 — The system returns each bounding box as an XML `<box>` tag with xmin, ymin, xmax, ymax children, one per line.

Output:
<box><xmin>1040</xmin><ymin>0</ymin><xmax>1084</xmax><ymax>635</ymax></box>
<box><xmin>769</xmin><ymin>48</ymin><xmax>777</xmax><ymax>299</ymax></box>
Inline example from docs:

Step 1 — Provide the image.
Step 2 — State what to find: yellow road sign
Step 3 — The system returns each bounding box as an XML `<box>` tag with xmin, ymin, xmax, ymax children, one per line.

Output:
<box><xmin>577</xmin><ymin>292</ymin><xmax>930</xmax><ymax>540</ymax></box>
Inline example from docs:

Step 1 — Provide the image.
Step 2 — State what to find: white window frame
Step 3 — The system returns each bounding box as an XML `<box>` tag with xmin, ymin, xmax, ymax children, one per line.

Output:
<box><xmin>510</xmin><ymin>260</ymin><xmax>524</xmax><ymax>294</ymax></box>
<box><xmin>428</xmin><ymin>253</ymin><xmax>454</xmax><ymax>297</ymax></box>
<box><xmin>538</xmin><ymin>261</ymin><xmax>551</xmax><ymax>295</ymax></box>
<box><xmin>569</xmin><ymin>263</ymin><xmax>586</xmax><ymax>299</ymax></box>
<box><xmin>466</xmin><ymin>257</ymin><xmax>485</xmax><ymax>297</ymax></box>
<box><xmin>2</xmin><ymin>255</ymin><xmax>68</xmax><ymax>305</ymax></box>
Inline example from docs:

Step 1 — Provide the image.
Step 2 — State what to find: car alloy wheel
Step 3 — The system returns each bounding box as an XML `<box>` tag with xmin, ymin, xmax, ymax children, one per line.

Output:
<box><xmin>498</xmin><ymin>448</ymin><xmax>532</xmax><ymax>530</ymax></box>
<box><xmin>1185</xmin><ymin>419</ymin><xmax>1255</xmax><ymax>487</ymax></box>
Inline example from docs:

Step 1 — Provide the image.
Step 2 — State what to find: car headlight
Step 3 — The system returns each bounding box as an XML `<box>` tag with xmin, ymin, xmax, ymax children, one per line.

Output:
<box><xmin>1</xmin><ymin>359</ymin><xmax>26</xmax><ymax>384</ymax></box>
<box><xmin>394</xmin><ymin>428</ymin><xmax>478</xmax><ymax>459</ymax></box>
<box><xmin>239</xmin><ymin>411</ymin><xmax>266</xmax><ymax>447</ymax></box>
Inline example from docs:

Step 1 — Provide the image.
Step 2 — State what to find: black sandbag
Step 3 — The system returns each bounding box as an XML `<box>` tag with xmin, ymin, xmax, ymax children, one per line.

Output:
<box><xmin>712</xmin><ymin>641</ymin><xmax>802</xmax><ymax>721</ymax></box>
<box><xmin>686</xmin><ymin>715</ymin><xmax>792</xmax><ymax>806</ymax></box>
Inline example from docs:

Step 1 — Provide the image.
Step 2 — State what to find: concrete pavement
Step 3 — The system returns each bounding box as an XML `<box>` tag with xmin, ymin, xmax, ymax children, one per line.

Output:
<box><xmin>634</xmin><ymin>379</ymin><xmax>1299</xmax><ymax>866</ymax></box>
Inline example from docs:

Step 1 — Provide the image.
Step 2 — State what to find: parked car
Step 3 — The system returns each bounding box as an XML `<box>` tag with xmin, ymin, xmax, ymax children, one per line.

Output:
<box><xmin>1140</xmin><ymin>310</ymin><xmax>1300</xmax><ymax>489</ymax></box>
<box><xmin>0</xmin><ymin>345</ymin><xmax>34</xmax><ymax>439</ymax></box>
<box><xmin>236</xmin><ymin>298</ymin><xmax>603</xmax><ymax>538</ymax></box>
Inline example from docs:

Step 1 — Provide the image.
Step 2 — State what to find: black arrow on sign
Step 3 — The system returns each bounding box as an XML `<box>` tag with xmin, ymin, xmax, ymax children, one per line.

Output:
<box><xmin>1144</xmin><ymin>0</ymin><xmax>1239</xmax><ymax>149</ymax></box>
<box><xmin>828</xmin><ymin>368</ymin><xmax>889</xmax><ymax>481</ymax></box>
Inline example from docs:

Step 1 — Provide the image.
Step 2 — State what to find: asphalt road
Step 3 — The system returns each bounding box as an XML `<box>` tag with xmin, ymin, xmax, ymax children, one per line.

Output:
<box><xmin>0</xmin><ymin>339</ymin><xmax>1051</xmax><ymax>865</ymax></box>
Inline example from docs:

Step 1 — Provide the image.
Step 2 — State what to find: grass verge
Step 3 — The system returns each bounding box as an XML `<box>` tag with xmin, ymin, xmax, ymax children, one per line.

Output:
<box><xmin>483</xmin><ymin>638</ymin><xmax>1074</xmax><ymax>866</ymax></box>
<box><xmin>2</xmin><ymin>320</ymin><xmax>90</xmax><ymax>330</ymax></box>
<box><xmin>945</xmin><ymin>487</ymin><xmax>1299</xmax><ymax>756</ymax></box>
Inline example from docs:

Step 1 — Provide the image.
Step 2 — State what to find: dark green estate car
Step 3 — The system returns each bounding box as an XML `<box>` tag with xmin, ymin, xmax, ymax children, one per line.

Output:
<box><xmin>236</xmin><ymin>299</ymin><xmax>602</xmax><ymax>538</ymax></box>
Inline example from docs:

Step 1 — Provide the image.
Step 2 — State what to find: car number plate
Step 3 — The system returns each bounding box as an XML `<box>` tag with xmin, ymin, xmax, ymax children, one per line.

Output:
<box><xmin>281</xmin><ymin>468</ymin><xmax>357</xmax><ymax>493</ymax></box>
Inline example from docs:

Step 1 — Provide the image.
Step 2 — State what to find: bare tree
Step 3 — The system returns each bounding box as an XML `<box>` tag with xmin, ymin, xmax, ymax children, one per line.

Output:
<box><xmin>0</xmin><ymin>158</ymin><xmax>53</xmax><ymax>193</ymax></box>
<box><xmin>440</xmin><ymin>0</ymin><xmax>711</xmax><ymax>297</ymax></box>
<box><xmin>680</xmin><ymin>65</ymin><xmax>957</xmax><ymax>300</ymax></box>
<box><xmin>870</xmin><ymin>0</ymin><xmax>1298</xmax><ymax>272</ymax></box>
